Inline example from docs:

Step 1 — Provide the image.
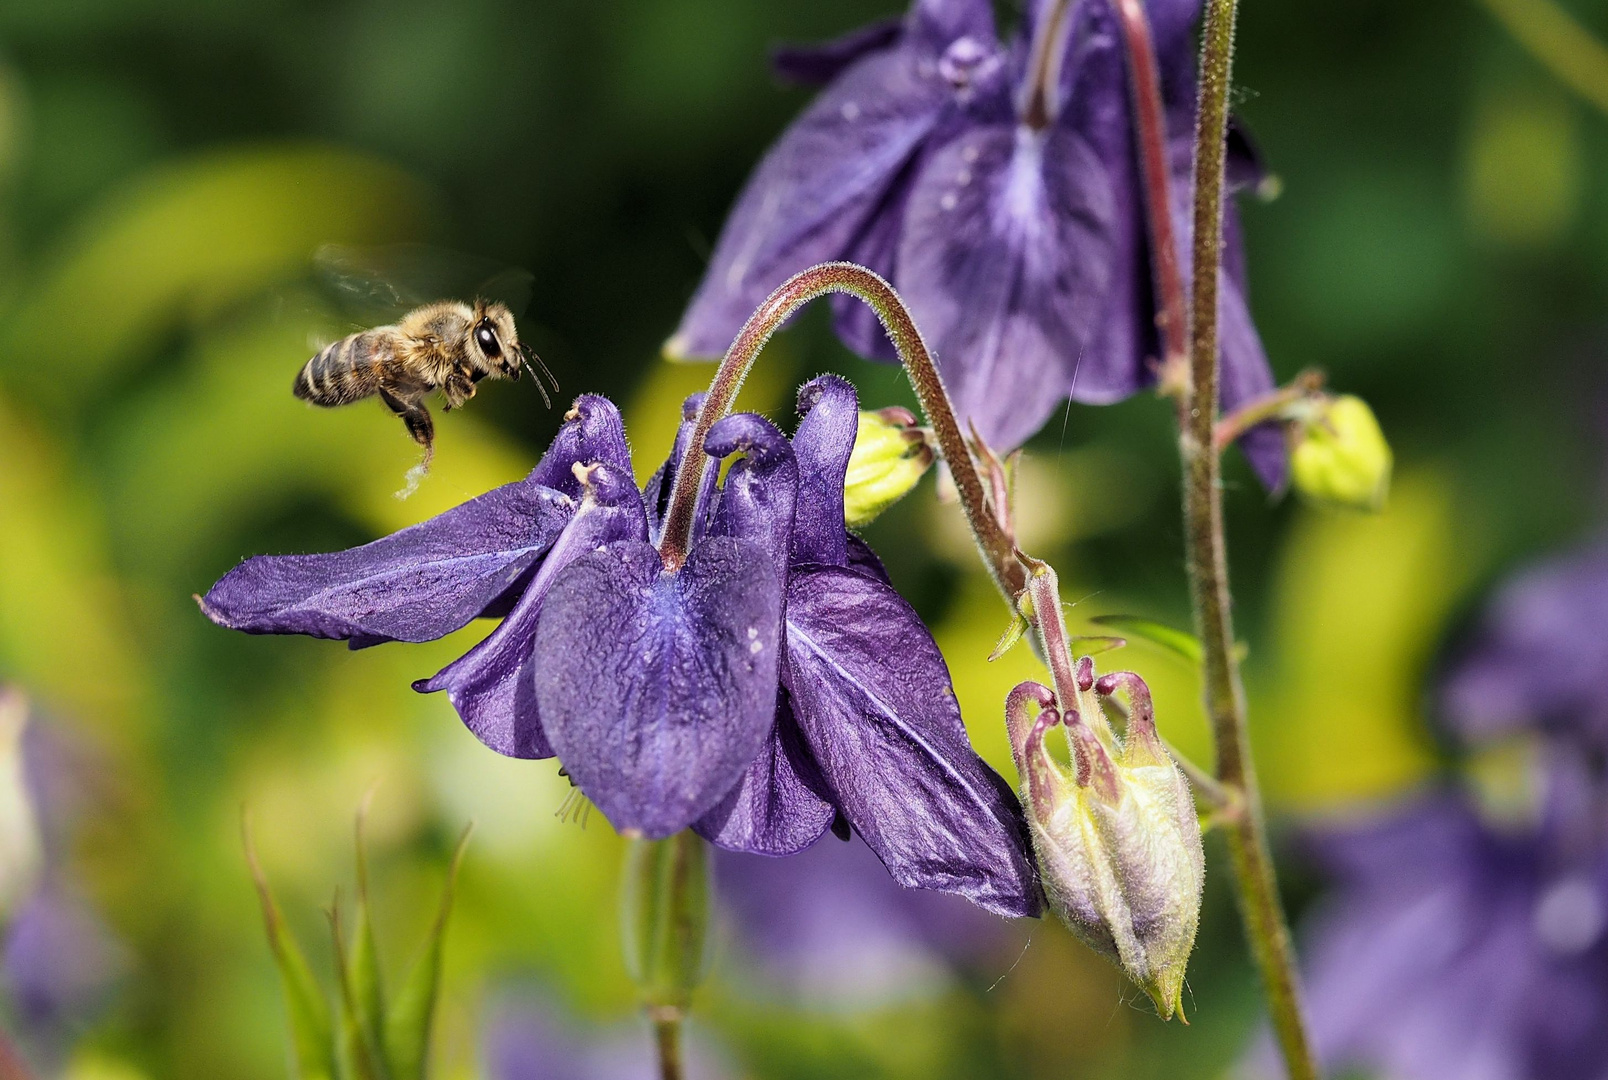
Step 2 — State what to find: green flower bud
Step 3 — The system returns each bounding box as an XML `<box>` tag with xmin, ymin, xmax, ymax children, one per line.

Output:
<box><xmin>1005</xmin><ymin>671</ymin><xmax>1203</xmax><ymax>1019</ymax></box>
<box><xmin>1290</xmin><ymin>394</ymin><xmax>1392</xmax><ymax>512</ymax></box>
<box><xmin>843</xmin><ymin>407</ymin><xmax>935</xmax><ymax>528</ymax></box>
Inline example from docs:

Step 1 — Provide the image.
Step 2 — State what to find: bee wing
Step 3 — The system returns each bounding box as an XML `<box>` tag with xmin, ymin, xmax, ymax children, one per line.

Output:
<box><xmin>313</xmin><ymin>243</ymin><xmax>536</xmax><ymax>324</ymax></box>
<box><xmin>473</xmin><ymin>266</ymin><xmax>535</xmax><ymax>319</ymax></box>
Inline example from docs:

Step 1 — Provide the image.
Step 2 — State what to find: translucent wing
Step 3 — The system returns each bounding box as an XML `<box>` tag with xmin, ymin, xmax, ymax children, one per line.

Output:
<box><xmin>312</xmin><ymin>244</ymin><xmax>536</xmax><ymax>325</ymax></box>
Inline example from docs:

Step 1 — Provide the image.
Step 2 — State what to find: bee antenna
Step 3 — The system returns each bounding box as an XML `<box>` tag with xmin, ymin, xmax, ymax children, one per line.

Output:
<box><xmin>520</xmin><ymin>343</ymin><xmax>557</xmax><ymax>410</ymax></box>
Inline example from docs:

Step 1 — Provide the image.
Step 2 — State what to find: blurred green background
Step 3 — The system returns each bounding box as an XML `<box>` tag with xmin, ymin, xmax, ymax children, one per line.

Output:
<box><xmin>0</xmin><ymin>0</ymin><xmax>1604</xmax><ymax>1077</ymax></box>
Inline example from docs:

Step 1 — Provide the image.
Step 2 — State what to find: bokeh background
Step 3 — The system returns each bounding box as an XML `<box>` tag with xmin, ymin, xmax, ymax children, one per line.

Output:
<box><xmin>0</xmin><ymin>0</ymin><xmax>1604</xmax><ymax>1077</ymax></box>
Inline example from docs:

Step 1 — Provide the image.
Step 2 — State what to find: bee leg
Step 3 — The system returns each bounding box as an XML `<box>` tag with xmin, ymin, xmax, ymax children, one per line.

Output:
<box><xmin>442</xmin><ymin>368</ymin><xmax>476</xmax><ymax>411</ymax></box>
<box><xmin>379</xmin><ymin>387</ymin><xmax>435</xmax><ymax>461</ymax></box>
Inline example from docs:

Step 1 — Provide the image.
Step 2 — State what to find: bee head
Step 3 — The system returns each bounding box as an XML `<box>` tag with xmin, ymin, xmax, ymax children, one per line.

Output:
<box><xmin>470</xmin><ymin>301</ymin><xmax>523</xmax><ymax>380</ymax></box>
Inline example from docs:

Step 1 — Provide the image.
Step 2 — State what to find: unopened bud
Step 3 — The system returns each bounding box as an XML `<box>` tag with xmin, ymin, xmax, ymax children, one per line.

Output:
<box><xmin>1005</xmin><ymin>672</ymin><xmax>1203</xmax><ymax>1019</ymax></box>
<box><xmin>843</xmin><ymin>407</ymin><xmax>935</xmax><ymax>528</ymax></box>
<box><xmin>1290</xmin><ymin>394</ymin><xmax>1391</xmax><ymax>512</ymax></box>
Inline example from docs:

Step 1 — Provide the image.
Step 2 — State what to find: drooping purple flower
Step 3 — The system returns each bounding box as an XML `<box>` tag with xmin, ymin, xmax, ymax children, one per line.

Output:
<box><xmin>669</xmin><ymin>0</ymin><xmax>1284</xmax><ymax>486</ymax></box>
<box><xmin>1441</xmin><ymin>538</ymin><xmax>1608</xmax><ymax>753</ymax></box>
<box><xmin>200</xmin><ymin>379</ymin><xmax>1039</xmax><ymax>917</ymax></box>
<box><xmin>1245</xmin><ymin>790</ymin><xmax>1608</xmax><ymax>1080</ymax></box>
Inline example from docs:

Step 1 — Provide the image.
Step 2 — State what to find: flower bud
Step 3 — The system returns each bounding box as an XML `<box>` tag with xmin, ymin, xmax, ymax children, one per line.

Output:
<box><xmin>1005</xmin><ymin>673</ymin><xmax>1203</xmax><ymax>1019</ymax></box>
<box><xmin>843</xmin><ymin>407</ymin><xmax>935</xmax><ymax>527</ymax></box>
<box><xmin>1290</xmin><ymin>394</ymin><xmax>1391</xmax><ymax>512</ymax></box>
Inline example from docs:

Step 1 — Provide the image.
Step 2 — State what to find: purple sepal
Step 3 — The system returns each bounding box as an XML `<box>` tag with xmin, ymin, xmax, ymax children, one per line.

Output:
<box><xmin>669</xmin><ymin>41</ymin><xmax>952</xmax><ymax>359</ymax></box>
<box><xmin>896</xmin><ymin>121</ymin><xmax>1116</xmax><ymax>453</ymax></box>
<box><xmin>414</xmin><ymin>464</ymin><xmax>649</xmax><ymax>760</ymax></box>
<box><xmin>694</xmin><ymin>692</ymin><xmax>836</xmax><ymax>855</ymax></box>
<box><xmin>771</xmin><ymin>18</ymin><xmax>904</xmax><ymax>87</ymax></box>
<box><xmin>531</xmin><ymin>538</ymin><xmax>784</xmax><ymax>837</ymax></box>
<box><xmin>198</xmin><ymin>479</ymin><xmax>574</xmax><ymax>647</ymax></box>
<box><xmin>781</xmin><ymin>564</ymin><xmax>1041</xmax><ymax>917</ymax></box>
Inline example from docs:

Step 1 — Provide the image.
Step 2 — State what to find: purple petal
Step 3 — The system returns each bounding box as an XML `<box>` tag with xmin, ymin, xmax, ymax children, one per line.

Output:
<box><xmin>845</xmin><ymin>535</ymin><xmax>892</xmax><ymax>585</ymax></box>
<box><xmin>694</xmin><ymin>692</ymin><xmax>836</xmax><ymax>856</ymax></box>
<box><xmin>1441</xmin><ymin>542</ymin><xmax>1608</xmax><ymax>751</ymax></box>
<box><xmin>781</xmin><ymin>565</ymin><xmax>1040</xmax><ymax>917</ymax></box>
<box><xmin>1216</xmin><ymin>205</ymin><xmax>1286</xmax><ymax>491</ymax></box>
<box><xmin>415</xmin><ymin>465</ymin><xmax>649</xmax><ymax>759</ymax></box>
<box><xmin>530</xmin><ymin>395</ymin><xmax>634</xmax><ymax>499</ymax></box>
<box><xmin>910</xmin><ymin>0</ymin><xmax>996</xmax><ymax>47</ymax></box>
<box><xmin>704</xmin><ymin>413</ymin><xmax>798</xmax><ymax>583</ymax></box>
<box><xmin>643</xmin><ymin>393</ymin><xmax>720</xmax><ymax>547</ymax></box>
<box><xmin>532</xmin><ymin>539</ymin><xmax>784</xmax><ymax>837</ymax></box>
<box><xmin>829</xmin><ymin>173</ymin><xmax>911</xmax><ymax>362</ymax></box>
<box><xmin>199</xmin><ymin>478</ymin><xmax>574</xmax><ymax>646</ymax></box>
<box><xmin>670</xmin><ymin>43</ymin><xmax>954</xmax><ymax>359</ymax></box>
<box><xmin>771</xmin><ymin>18</ymin><xmax>904</xmax><ymax>88</ymax></box>
<box><xmin>896</xmin><ymin>121</ymin><xmax>1116</xmax><ymax>452</ymax></box>
<box><xmin>789</xmin><ymin>375</ymin><xmax>859</xmax><ymax>567</ymax></box>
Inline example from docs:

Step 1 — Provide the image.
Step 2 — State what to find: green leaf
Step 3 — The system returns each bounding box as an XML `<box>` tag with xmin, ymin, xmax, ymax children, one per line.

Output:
<box><xmin>330</xmin><ymin>905</ymin><xmax>388</xmax><ymax>1080</ymax></box>
<box><xmin>348</xmin><ymin>794</ymin><xmax>389</xmax><ymax>1079</ymax></box>
<box><xmin>382</xmin><ymin>825</ymin><xmax>472</xmax><ymax>1080</ymax></box>
<box><xmin>243</xmin><ymin>815</ymin><xmax>338</xmax><ymax>1080</ymax></box>
<box><xmin>1089</xmin><ymin>615</ymin><xmax>1204</xmax><ymax>664</ymax></box>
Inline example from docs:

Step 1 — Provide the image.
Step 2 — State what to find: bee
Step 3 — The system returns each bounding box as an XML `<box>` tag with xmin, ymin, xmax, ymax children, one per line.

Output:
<box><xmin>293</xmin><ymin>298</ymin><xmax>553</xmax><ymax>474</ymax></box>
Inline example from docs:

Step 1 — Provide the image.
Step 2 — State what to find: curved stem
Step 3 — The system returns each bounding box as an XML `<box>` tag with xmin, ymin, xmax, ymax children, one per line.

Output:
<box><xmin>1185</xmin><ymin>1</ymin><xmax>1320</xmax><ymax>1078</ymax></box>
<box><xmin>656</xmin><ymin>262</ymin><xmax>1026</xmax><ymax>600</ymax></box>
<box><xmin>1022</xmin><ymin>0</ymin><xmax>1078</xmax><ymax>130</ymax></box>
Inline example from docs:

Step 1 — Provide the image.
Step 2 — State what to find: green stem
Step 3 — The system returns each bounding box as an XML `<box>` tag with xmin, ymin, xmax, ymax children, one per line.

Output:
<box><xmin>655</xmin><ymin>262</ymin><xmax>1026</xmax><ymax>600</ymax></box>
<box><xmin>653</xmin><ymin>1016</ymin><xmax>683</xmax><ymax>1080</ymax></box>
<box><xmin>1479</xmin><ymin>0</ymin><xmax>1608</xmax><ymax>116</ymax></box>
<box><xmin>1185</xmin><ymin>1</ymin><xmax>1319</xmax><ymax>1077</ymax></box>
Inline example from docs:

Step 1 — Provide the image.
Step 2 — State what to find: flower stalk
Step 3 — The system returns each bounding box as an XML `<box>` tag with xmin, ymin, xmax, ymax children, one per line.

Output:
<box><xmin>1173</xmin><ymin>0</ymin><xmax>1321</xmax><ymax>1075</ymax></box>
<box><xmin>621</xmin><ymin>831</ymin><xmax>711</xmax><ymax>1080</ymax></box>
<box><xmin>657</xmin><ymin>262</ymin><xmax>1026</xmax><ymax>600</ymax></box>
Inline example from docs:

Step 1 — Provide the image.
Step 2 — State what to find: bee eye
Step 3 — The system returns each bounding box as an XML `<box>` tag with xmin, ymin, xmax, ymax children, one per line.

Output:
<box><xmin>475</xmin><ymin>324</ymin><xmax>501</xmax><ymax>357</ymax></box>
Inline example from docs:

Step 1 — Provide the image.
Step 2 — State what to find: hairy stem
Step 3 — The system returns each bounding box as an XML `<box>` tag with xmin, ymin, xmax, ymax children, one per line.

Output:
<box><xmin>1211</xmin><ymin>370</ymin><xmax>1324</xmax><ymax>452</ymax></box>
<box><xmin>1022</xmin><ymin>0</ymin><xmax>1078</xmax><ymax>130</ymax></box>
<box><xmin>1184</xmin><ymin>1</ymin><xmax>1320</xmax><ymax>1078</ymax></box>
<box><xmin>656</xmin><ymin>262</ymin><xmax>1025</xmax><ymax>599</ymax></box>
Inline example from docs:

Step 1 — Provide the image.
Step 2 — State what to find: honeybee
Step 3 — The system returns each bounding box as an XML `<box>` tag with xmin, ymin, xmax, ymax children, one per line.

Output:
<box><xmin>293</xmin><ymin>298</ymin><xmax>550</xmax><ymax>473</ymax></box>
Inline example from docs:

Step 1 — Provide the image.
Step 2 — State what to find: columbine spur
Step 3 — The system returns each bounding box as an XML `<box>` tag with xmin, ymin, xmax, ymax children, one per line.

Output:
<box><xmin>200</xmin><ymin>377</ymin><xmax>1038</xmax><ymax>917</ymax></box>
<box><xmin>668</xmin><ymin>0</ymin><xmax>1284</xmax><ymax>485</ymax></box>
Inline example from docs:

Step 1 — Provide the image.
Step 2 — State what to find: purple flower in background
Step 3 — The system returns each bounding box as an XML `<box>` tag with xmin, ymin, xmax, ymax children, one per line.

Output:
<box><xmin>715</xmin><ymin>834</ymin><xmax>1021</xmax><ymax>1009</ymax></box>
<box><xmin>1248</xmin><ymin>791</ymin><xmax>1608</xmax><ymax>1080</ymax></box>
<box><xmin>486</xmin><ymin>989</ymin><xmax>731</xmax><ymax>1080</ymax></box>
<box><xmin>201</xmin><ymin>379</ymin><xmax>1038</xmax><ymax>917</ymax></box>
<box><xmin>669</xmin><ymin>0</ymin><xmax>1284</xmax><ymax>485</ymax></box>
<box><xmin>1441</xmin><ymin>538</ymin><xmax>1608</xmax><ymax>752</ymax></box>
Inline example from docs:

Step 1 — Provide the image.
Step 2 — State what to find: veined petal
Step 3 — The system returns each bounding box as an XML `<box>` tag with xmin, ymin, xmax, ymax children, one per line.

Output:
<box><xmin>532</xmin><ymin>538</ymin><xmax>784</xmax><ymax>838</ymax></box>
<box><xmin>669</xmin><ymin>43</ymin><xmax>954</xmax><ymax>359</ymax></box>
<box><xmin>705</xmin><ymin>413</ymin><xmax>798</xmax><ymax>583</ymax></box>
<box><xmin>530</xmin><ymin>394</ymin><xmax>634</xmax><ymax>498</ymax></box>
<box><xmin>897</xmin><ymin>122</ymin><xmax>1116</xmax><ymax>452</ymax></box>
<box><xmin>910</xmin><ymin>0</ymin><xmax>996</xmax><ymax>47</ymax></box>
<box><xmin>789</xmin><ymin>375</ymin><xmax>860</xmax><ymax>567</ymax></box>
<box><xmin>199</xmin><ymin>479</ymin><xmax>573</xmax><ymax>646</ymax></box>
<box><xmin>781</xmin><ymin>564</ymin><xmax>1040</xmax><ymax>917</ymax></box>
<box><xmin>694</xmin><ymin>692</ymin><xmax>837</xmax><ymax>856</ymax></box>
<box><xmin>414</xmin><ymin>465</ymin><xmax>649</xmax><ymax>759</ymax></box>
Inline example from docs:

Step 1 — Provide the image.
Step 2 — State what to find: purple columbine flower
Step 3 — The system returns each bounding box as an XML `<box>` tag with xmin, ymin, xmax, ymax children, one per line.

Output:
<box><xmin>668</xmin><ymin>0</ymin><xmax>1283</xmax><ymax>486</ymax></box>
<box><xmin>1441</xmin><ymin>538</ymin><xmax>1608</xmax><ymax>753</ymax></box>
<box><xmin>200</xmin><ymin>377</ymin><xmax>1039</xmax><ymax>917</ymax></box>
<box><xmin>1246</xmin><ymin>790</ymin><xmax>1608</xmax><ymax>1080</ymax></box>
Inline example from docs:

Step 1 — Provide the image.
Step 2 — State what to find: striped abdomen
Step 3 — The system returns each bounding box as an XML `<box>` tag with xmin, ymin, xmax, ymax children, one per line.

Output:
<box><xmin>294</xmin><ymin>329</ymin><xmax>398</xmax><ymax>406</ymax></box>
